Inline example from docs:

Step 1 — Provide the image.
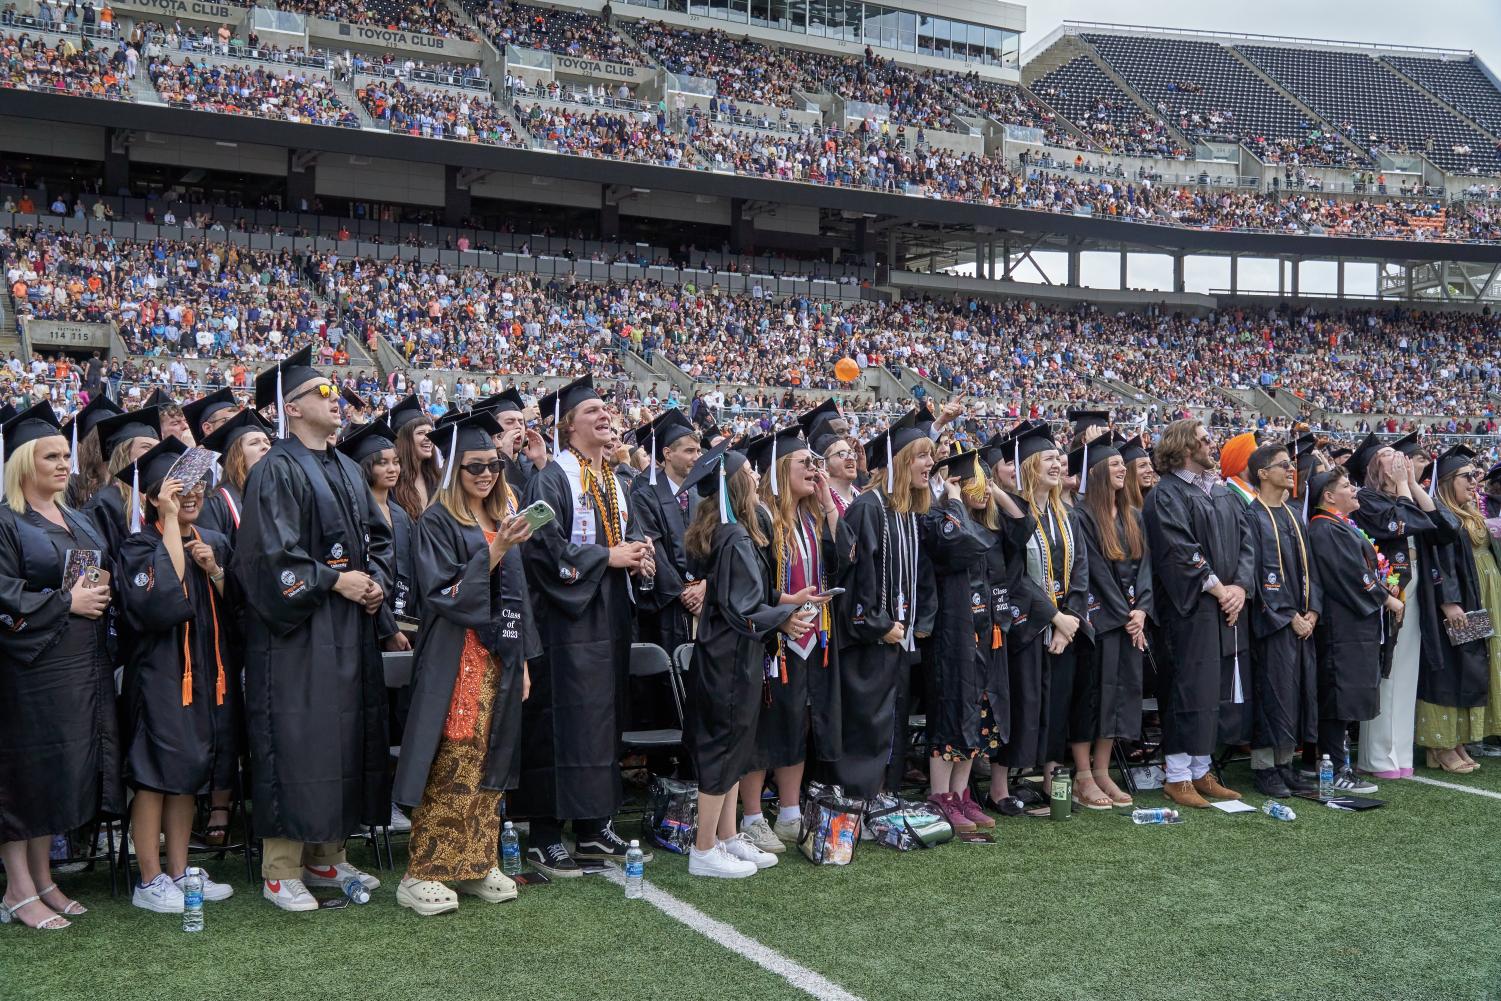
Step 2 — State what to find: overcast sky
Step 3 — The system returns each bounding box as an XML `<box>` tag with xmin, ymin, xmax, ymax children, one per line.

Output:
<box><xmin>984</xmin><ymin>2</ymin><xmax>1501</xmax><ymax>295</ymax></box>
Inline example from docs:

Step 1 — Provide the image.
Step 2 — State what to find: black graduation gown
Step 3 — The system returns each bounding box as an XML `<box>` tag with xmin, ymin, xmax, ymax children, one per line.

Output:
<box><xmin>833</xmin><ymin>491</ymin><xmax>937</xmax><ymax>798</ymax></box>
<box><xmin>198</xmin><ymin>484</ymin><xmax>242</xmax><ymax>551</ymax></box>
<box><xmin>82</xmin><ymin>482</ymin><xmax>130</xmax><ymax>564</ymax></box>
<box><xmin>1423</xmin><ymin>500</ymin><xmax>1491</xmax><ymax>711</ymax></box>
<box><xmin>925</xmin><ymin>502</ymin><xmax>998</xmax><ymax>756</ymax></box>
<box><xmin>0</xmin><ymin>506</ymin><xmax>123</xmax><ymax>841</ymax></box>
<box><xmin>1353</xmin><ymin>490</ymin><xmax>1445</xmax><ymax>682</ymax></box>
<box><xmin>116</xmin><ymin>525</ymin><xmax>239</xmax><ymax>795</ymax></box>
<box><xmin>1032</xmin><ymin>504</ymin><xmax>1092</xmax><ymax>762</ymax></box>
<box><xmin>515</xmin><ymin>459</ymin><xmax>634</xmax><ymax>821</ymax></box>
<box><xmin>689</xmin><ymin>521</ymin><xmax>796</xmax><ymax>795</ymax></box>
<box><xmin>1308</xmin><ymin>510</ymin><xmax>1389</xmax><ymax>722</ymax></box>
<box><xmin>1142</xmin><ymin>473</ymin><xmax>1256</xmax><ymax>756</ymax></box>
<box><xmin>1246</xmin><ymin>500</ymin><xmax>1323</xmax><ymax>751</ymax></box>
<box><xmin>392</xmin><ymin>506</ymin><xmax>540</xmax><ymax>808</ymax></box>
<box><xmin>375</xmin><ymin>498</ymin><xmax>421</xmax><ymax>634</ymax></box>
<box><xmin>754</xmin><ymin>506</ymin><xmax>855</xmax><ymax>771</ymax></box>
<box><xmin>1075</xmin><ymin>505</ymin><xmax>1154</xmax><ymax>742</ymax></box>
<box><xmin>230</xmin><ymin>437</ymin><xmax>394</xmax><ymax>842</ymax></box>
<box><xmin>629</xmin><ymin>474</ymin><xmax>697</xmax><ymax>658</ymax></box>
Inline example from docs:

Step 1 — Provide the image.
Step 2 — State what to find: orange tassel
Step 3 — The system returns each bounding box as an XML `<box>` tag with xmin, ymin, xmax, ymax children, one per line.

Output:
<box><xmin>181</xmin><ymin>629</ymin><xmax>193</xmax><ymax>707</ymax></box>
<box><xmin>992</xmin><ymin>625</ymin><xmax>1002</xmax><ymax>650</ymax></box>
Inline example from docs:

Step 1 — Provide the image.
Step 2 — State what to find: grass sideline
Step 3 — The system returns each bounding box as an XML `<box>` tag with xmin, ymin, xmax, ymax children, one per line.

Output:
<box><xmin>11</xmin><ymin>761</ymin><xmax>1501</xmax><ymax>1001</ymax></box>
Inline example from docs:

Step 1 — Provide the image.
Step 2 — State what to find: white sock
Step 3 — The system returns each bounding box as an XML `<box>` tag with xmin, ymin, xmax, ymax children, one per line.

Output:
<box><xmin>740</xmin><ymin>813</ymin><xmax>763</xmax><ymax>830</ymax></box>
<box><xmin>777</xmin><ymin>805</ymin><xmax>801</xmax><ymax>825</ymax></box>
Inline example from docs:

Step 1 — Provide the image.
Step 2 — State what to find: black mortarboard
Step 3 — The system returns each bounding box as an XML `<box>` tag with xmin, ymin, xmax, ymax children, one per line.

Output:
<box><xmin>1346</xmin><ymin>433</ymin><xmax>1383</xmax><ymax>487</ymax></box>
<box><xmin>864</xmin><ymin>406</ymin><xmax>933</xmax><ymax>489</ymax></box>
<box><xmin>1307</xmin><ymin>468</ymin><xmax>1344</xmax><ymax>510</ymax></box>
<box><xmin>1012</xmin><ymin>423</ymin><xmax>1058</xmax><ymax>463</ymax></box>
<box><xmin>182</xmin><ymin>387</ymin><xmax>238</xmax><ymax>440</ymax></box>
<box><xmin>636</xmin><ymin>409</ymin><xmax>696</xmax><ymax>457</ymax></box>
<box><xmin>144</xmin><ymin>387</ymin><xmax>179</xmax><ymax>412</ymax></box>
<box><xmin>94</xmin><ymin>406</ymin><xmax>162</xmax><ymax>456</ymax></box>
<box><xmin>1435</xmin><ymin>444</ymin><xmax>1478</xmax><ymax>484</ymax></box>
<box><xmin>1486</xmin><ymin>461</ymin><xmax>1501</xmax><ymax>485</ymax></box>
<box><xmin>1067</xmin><ymin>408</ymin><xmax>1110</xmax><ymax>439</ymax></box>
<box><xmin>1067</xmin><ymin>440</ymin><xmax>1120</xmax><ymax>477</ymax></box>
<box><xmin>387</xmin><ymin>394</ymin><xmax>429</xmax><ymax>433</ymax></box>
<box><xmin>252</xmin><ymin>345</ymin><xmax>321</xmax><ymax>430</ymax></box>
<box><xmin>474</xmin><ymin>387</ymin><xmax>526</xmax><ymax>415</ymax></box>
<box><xmin>0</xmin><ymin>403</ymin><xmax>15</xmax><ymax>424</ymax></box>
<box><xmin>113</xmin><ymin>435</ymin><xmax>189</xmax><ymax>495</ymax></box>
<box><xmin>796</xmin><ymin>399</ymin><xmax>843</xmax><ymax>439</ymax></box>
<box><xmin>60</xmin><ymin>394</ymin><xmax>125</xmax><ymax>474</ymax></box>
<box><xmin>336</xmin><ymin>418</ymin><xmax>397</xmax><ymax>465</ymax></box>
<box><xmin>678</xmin><ymin>438</ymin><xmax>749</xmax><ymax>525</ymax></box>
<box><xmin>933</xmin><ymin>448</ymin><xmax>985</xmax><ymax>481</ymax></box>
<box><xmin>746</xmin><ymin>426</ymin><xmax>808</xmax><ymax>496</ymax></box>
<box><xmin>1117</xmin><ymin>433</ymin><xmax>1149</xmax><ymax>466</ymax></box>
<box><xmin>200</xmin><ymin>408</ymin><xmax>273</xmax><ymax>454</ymax></box>
<box><xmin>537</xmin><ymin>374</ymin><xmax>599</xmax><ymax>432</ymax></box>
<box><xmin>1390</xmin><ymin>432</ymin><xmax>1421</xmax><ymax>457</ymax></box>
<box><xmin>1</xmin><ymin>400</ymin><xmax>63</xmax><ymax>468</ymax></box>
<box><xmin>429</xmin><ymin>411</ymin><xmax>504</xmax><ymax>490</ymax></box>
<box><xmin>1330</xmin><ymin>446</ymin><xmax>1353</xmax><ymax>461</ymax></box>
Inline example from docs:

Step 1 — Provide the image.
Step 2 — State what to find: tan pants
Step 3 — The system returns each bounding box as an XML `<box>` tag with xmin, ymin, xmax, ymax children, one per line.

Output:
<box><xmin>261</xmin><ymin>838</ymin><xmax>346</xmax><ymax>881</ymax></box>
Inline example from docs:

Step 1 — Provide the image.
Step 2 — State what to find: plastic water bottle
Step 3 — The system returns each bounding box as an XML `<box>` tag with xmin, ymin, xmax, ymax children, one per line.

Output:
<box><xmin>342</xmin><ymin>876</ymin><xmax>371</xmax><ymax>905</ymax></box>
<box><xmin>1130</xmin><ymin>808</ymin><xmax>1179</xmax><ymax>825</ymax></box>
<box><xmin>1318</xmin><ymin>754</ymin><xmax>1335</xmax><ymax>802</ymax></box>
<box><xmin>624</xmin><ymin>840</ymin><xmax>645</xmax><ymax>899</ymax></box>
<box><xmin>181</xmin><ymin>869</ymin><xmax>204</xmax><ymax>932</ymax></box>
<box><xmin>1262</xmin><ymin>800</ymin><xmax>1297</xmax><ymax>822</ymax></box>
<box><xmin>501</xmin><ymin>821</ymin><xmax>522</xmax><ymax>876</ymax></box>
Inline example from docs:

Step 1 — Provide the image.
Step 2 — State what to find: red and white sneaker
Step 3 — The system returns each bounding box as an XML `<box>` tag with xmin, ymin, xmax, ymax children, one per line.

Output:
<box><xmin>302</xmin><ymin>862</ymin><xmax>380</xmax><ymax>891</ymax></box>
<box><xmin>262</xmin><ymin>878</ymin><xmax>318</xmax><ymax>912</ymax></box>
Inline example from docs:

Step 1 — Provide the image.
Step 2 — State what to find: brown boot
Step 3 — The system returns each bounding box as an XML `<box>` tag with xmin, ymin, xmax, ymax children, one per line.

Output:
<box><xmin>1162</xmin><ymin>780</ymin><xmax>1210</xmax><ymax>809</ymax></box>
<box><xmin>1193</xmin><ymin>773</ymin><xmax>1243</xmax><ymax>801</ymax></box>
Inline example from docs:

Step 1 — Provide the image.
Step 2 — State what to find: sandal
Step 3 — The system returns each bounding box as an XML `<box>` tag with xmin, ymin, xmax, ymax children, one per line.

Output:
<box><xmin>0</xmin><ymin>895</ymin><xmax>69</xmax><ymax>930</ymax></box>
<box><xmin>1426</xmin><ymin>748</ymin><xmax>1477</xmax><ymax>774</ymax></box>
<box><xmin>454</xmin><ymin>867</ymin><xmax>517</xmax><ymax>904</ymax></box>
<box><xmin>1093</xmin><ymin>772</ymin><xmax>1134</xmax><ymax>807</ymax></box>
<box><xmin>1070</xmin><ymin>780</ymin><xmax>1114</xmax><ymax>811</ymax></box>
<box><xmin>36</xmin><ymin>885</ymin><xmax>85</xmax><ymax>916</ymax></box>
<box><xmin>396</xmin><ymin>877</ymin><xmax>459</xmax><ymax>917</ymax></box>
<box><xmin>200</xmin><ymin>807</ymin><xmax>231</xmax><ymax>848</ymax></box>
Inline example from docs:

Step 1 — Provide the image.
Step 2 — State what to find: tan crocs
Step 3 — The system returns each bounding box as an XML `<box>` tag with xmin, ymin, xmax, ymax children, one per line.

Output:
<box><xmin>396</xmin><ymin>878</ymin><xmax>459</xmax><ymax>916</ymax></box>
<box><xmin>454</xmin><ymin>867</ymin><xmax>517</xmax><ymax>904</ymax></box>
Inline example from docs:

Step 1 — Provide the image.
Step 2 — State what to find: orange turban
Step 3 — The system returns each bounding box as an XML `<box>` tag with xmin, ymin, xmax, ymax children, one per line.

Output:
<box><xmin>1219</xmin><ymin>432</ymin><xmax>1258</xmax><ymax>481</ymax></box>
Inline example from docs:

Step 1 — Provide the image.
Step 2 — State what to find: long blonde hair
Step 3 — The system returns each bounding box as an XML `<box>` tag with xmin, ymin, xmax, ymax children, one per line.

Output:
<box><xmin>5</xmin><ymin>439</ymin><xmax>66</xmax><ymax>514</ymax></box>
<box><xmin>435</xmin><ymin>448</ymin><xmax>513</xmax><ymax>528</ymax></box>
<box><xmin>760</xmin><ymin>452</ymin><xmax>827</xmax><ymax>538</ymax></box>
<box><xmin>1439</xmin><ymin>472</ymin><xmax>1489</xmax><ymax>547</ymax></box>
<box><xmin>106</xmin><ymin>435</ymin><xmax>150</xmax><ymax>528</ymax></box>
<box><xmin>876</xmin><ymin>437</ymin><xmax>933</xmax><ymax>516</ymax></box>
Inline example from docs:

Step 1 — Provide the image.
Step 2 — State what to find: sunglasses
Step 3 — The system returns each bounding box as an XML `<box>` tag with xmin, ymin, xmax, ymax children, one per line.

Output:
<box><xmin>1267</xmin><ymin>460</ymin><xmax>1294</xmax><ymax>471</ymax></box>
<box><xmin>459</xmin><ymin>459</ymin><xmax>503</xmax><ymax>476</ymax></box>
<box><xmin>289</xmin><ymin>383</ymin><xmax>335</xmax><ymax>402</ymax></box>
<box><xmin>1458</xmin><ymin>470</ymin><xmax>1482</xmax><ymax>482</ymax></box>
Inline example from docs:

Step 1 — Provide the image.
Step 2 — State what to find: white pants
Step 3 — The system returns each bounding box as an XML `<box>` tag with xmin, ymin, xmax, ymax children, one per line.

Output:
<box><xmin>1165</xmin><ymin>753</ymin><xmax>1212</xmax><ymax>784</ymax></box>
<box><xmin>1358</xmin><ymin>568</ymin><xmax>1420</xmax><ymax>776</ymax></box>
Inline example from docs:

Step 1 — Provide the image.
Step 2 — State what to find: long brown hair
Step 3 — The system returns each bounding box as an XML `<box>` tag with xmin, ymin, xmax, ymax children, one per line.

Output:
<box><xmin>1082</xmin><ymin>459</ymin><xmax>1144</xmax><ymax>561</ymax></box>
<box><xmin>223</xmin><ymin>436</ymin><xmax>257</xmax><ymax>493</ymax></box>
<box><xmin>393</xmin><ymin>418</ymin><xmax>440</xmax><ymax>520</ymax></box>
<box><xmin>685</xmin><ymin>463</ymin><xmax>765</xmax><ymax>559</ymax></box>
<box><xmin>876</xmin><ymin>437</ymin><xmax>933</xmax><ymax>516</ymax></box>
<box><xmin>1153</xmin><ymin>419</ymin><xmax>1202</xmax><ymax>474</ymax></box>
<box><xmin>1439</xmin><ymin>472</ymin><xmax>1488</xmax><ymax>547</ymax></box>
<box><xmin>64</xmin><ymin>429</ymin><xmax>107</xmax><ymax>507</ymax></box>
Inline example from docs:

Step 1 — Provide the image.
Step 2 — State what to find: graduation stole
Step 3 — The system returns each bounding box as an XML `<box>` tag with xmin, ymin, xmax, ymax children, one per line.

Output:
<box><xmin>1255</xmin><ymin>497</ymin><xmax>1311</xmax><ymax>613</ymax></box>
<box><xmin>1226</xmin><ymin>478</ymin><xmax>1255</xmax><ymax>505</ymax></box>
<box><xmin>772</xmin><ymin>509</ymin><xmax>829</xmax><ymax>681</ymax></box>
<box><xmin>1027</xmin><ymin>496</ymin><xmax>1073</xmax><ymax>608</ymax></box>
<box><xmin>167</xmin><ymin>525</ymin><xmax>226</xmax><ymax>708</ymax></box>
<box><xmin>565</xmin><ymin>447</ymin><xmax>624</xmax><ymax>548</ymax></box>
<box><xmin>215</xmin><ymin>486</ymin><xmax>241</xmax><ymax>529</ymax></box>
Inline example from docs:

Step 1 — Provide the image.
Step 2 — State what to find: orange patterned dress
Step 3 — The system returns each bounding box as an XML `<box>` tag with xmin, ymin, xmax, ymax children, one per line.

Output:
<box><xmin>406</xmin><ymin>530</ymin><xmax>504</xmax><ymax>882</ymax></box>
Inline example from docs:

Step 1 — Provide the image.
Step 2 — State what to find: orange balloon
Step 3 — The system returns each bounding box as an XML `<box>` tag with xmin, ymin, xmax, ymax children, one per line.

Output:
<box><xmin>834</xmin><ymin>357</ymin><xmax>860</xmax><ymax>382</ymax></box>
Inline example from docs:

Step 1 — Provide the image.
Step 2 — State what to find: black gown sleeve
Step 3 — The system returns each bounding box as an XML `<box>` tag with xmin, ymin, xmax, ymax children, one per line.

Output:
<box><xmin>521</xmin><ymin>464</ymin><xmax>613</xmax><ymax>619</ymax></box>
<box><xmin>1063</xmin><ymin>508</ymin><xmax>1090</xmax><ymax>630</ymax></box>
<box><xmin>230</xmin><ymin>456</ymin><xmax>339</xmax><ymax>636</ymax></box>
<box><xmin>1309</xmin><ymin>519</ymin><xmax>1386</xmax><ymax>619</ymax></box>
<box><xmin>0</xmin><ymin>513</ymin><xmax>73</xmax><ymax>666</ymax></box>
<box><xmin>416</xmin><ymin>511</ymin><xmax>491</xmax><ymax>630</ymax></box>
<box><xmin>630</xmin><ymin>484</ymin><xmax>685</xmax><ymax>609</ymax></box>
<box><xmin>713</xmin><ymin>527</ymin><xmax>796</xmax><ymax>638</ymax></box>
<box><xmin>116</xmin><ymin>532</ymin><xmax>195</xmax><ymax>633</ymax></box>
<box><xmin>1144</xmin><ymin>482</ymin><xmax>1213</xmax><ymax>617</ymax></box>
<box><xmin>1133</xmin><ymin>511</ymin><xmax>1155</xmax><ymax>622</ymax></box>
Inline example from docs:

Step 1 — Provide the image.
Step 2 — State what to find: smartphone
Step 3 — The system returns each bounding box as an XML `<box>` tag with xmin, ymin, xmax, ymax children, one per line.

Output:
<box><xmin>519</xmin><ymin>499</ymin><xmax>556</xmax><ymax>532</ymax></box>
<box><xmin>816</xmin><ymin>587</ymin><xmax>846</xmax><ymax>599</ymax></box>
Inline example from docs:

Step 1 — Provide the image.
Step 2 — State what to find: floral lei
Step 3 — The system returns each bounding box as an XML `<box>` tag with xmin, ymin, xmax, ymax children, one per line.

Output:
<box><xmin>1333</xmin><ymin>511</ymin><xmax>1400</xmax><ymax>594</ymax></box>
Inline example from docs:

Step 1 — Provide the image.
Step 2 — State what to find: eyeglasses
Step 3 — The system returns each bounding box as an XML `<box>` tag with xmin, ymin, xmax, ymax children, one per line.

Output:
<box><xmin>1267</xmin><ymin>460</ymin><xmax>1294</xmax><ymax>471</ymax></box>
<box><xmin>459</xmin><ymin>460</ymin><xmax>504</xmax><ymax>476</ymax></box>
<box><xmin>823</xmin><ymin>449</ymin><xmax>853</xmax><ymax>461</ymax></box>
<box><xmin>792</xmin><ymin>457</ymin><xmax>820</xmax><ymax>470</ymax></box>
<box><xmin>289</xmin><ymin>383</ymin><xmax>335</xmax><ymax>402</ymax></box>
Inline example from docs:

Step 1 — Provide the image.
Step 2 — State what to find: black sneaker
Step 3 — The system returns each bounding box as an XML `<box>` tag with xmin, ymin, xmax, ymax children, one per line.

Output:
<box><xmin>1251</xmin><ymin>767</ymin><xmax>1292</xmax><ymax>798</ymax></box>
<box><xmin>574</xmin><ymin>824</ymin><xmax>653</xmax><ymax>863</ymax></box>
<box><xmin>528</xmin><ymin>841</ymin><xmax>583</xmax><ymax>878</ymax></box>
<box><xmin>1278</xmin><ymin>763</ymin><xmax>1317</xmax><ymax>795</ymax></box>
<box><xmin>1332</xmin><ymin>767</ymin><xmax>1378</xmax><ymax>795</ymax></box>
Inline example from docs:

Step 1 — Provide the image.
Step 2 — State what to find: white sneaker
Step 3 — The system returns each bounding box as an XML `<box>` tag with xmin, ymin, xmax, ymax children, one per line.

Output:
<box><xmin>739</xmin><ymin>817</ymin><xmax>786</xmax><ymax>854</ymax></box>
<box><xmin>175</xmin><ymin>869</ymin><xmax>234</xmax><ymax>902</ymax></box>
<box><xmin>263</xmin><ymin>877</ymin><xmax>318</xmax><ymax>912</ymax></box>
<box><xmin>388</xmin><ymin>803</ymin><xmax>412</xmax><ymax>833</ymax></box>
<box><xmin>771</xmin><ymin>817</ymin><xmax>801</xmax><ymax>842</ymax></box>
<box><xmin>133</xmin><ymin>873</ymin><xmax>185</xmax><ymax>913</ymax></box>
<box><xmin>721</xmin><ymin>833</ymin><xmax>778</xmax><ymax>869</ymax></box>
<box><xmin>1333</xmin><ymin>768</ymin><xmax>1378</xmax><ymax>795</ymax></box>
<box><xmin>303</xmin><ymin>862</ymin><xmax>381</xmax><ymax>891</ymax></box>
<box><xmin>687</xmin><ymin>843</ymin><xmax>757</xmax><ymax>879</ymax></box>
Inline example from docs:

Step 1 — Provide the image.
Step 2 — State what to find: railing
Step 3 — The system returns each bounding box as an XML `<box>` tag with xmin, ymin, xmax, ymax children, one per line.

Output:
<box><xmin>1055</xmin><ymin>20</ymin><xmax>1472</xmax><ymax>58</ymax></box>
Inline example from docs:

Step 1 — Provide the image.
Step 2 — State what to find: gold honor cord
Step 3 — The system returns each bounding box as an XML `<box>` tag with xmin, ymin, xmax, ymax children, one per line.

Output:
<box><xmin>1255</xmin><ymin>497</ymin><xmax>1311</xmax><ymax>614</ymax></box>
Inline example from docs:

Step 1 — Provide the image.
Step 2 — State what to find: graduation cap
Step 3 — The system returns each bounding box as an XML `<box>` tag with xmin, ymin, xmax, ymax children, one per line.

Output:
<box><xmin>143</xmin><ymin>387</ymin><xmax>179</xmax><ymax>412</ymax></box>
<box><xmin>933</xmin><ymin>448</ymin><xmax>985</xmax><ymax>482</ymax></box>
<box><xmin>1345</xmin><ymin>433</ymin><xmax>1383</xmax><ymax>487</ymax></box>
<box><xmin>252</xmin><ymin>346</ymin><xmax>322</xmax><ymax>439</ymax></box>
<box><xmin>200</xmin><ymin>408</ymin><xmax>273</xmax><ymax>455</ymax></box>
<box><xmin>631</xmin><ymin>409</ymin><xmax>697</xmax><ymax>487</ymax></box>
<box><xmin>387</xmin><ymin>394</ymin><xmax>429</xmax><ymax>434</ymax></box>
<box><xmin>1067</xmin><ymin>407</ymin><xmax>1110</xmax><ymax>440</ymax></box>
<box><xmin>182</xmin><ymin>387</ymin><xmax>238</xmax><ymax>441</ymax></box>
<box><xmin>746</xmin><ymin>426</ymin><xmax>808</xmax><ymax>496</ymax></box>
<box><xmin>60</xmin><ymin>394</ymin><xmax>125</xmax><ymax>475</ymax></box>
<box><xmin>473</xmin><ymin>387</ymin><xmax>526</xmax><ymax>415</ymax></box>
<box><xmin>1306</xmin><ymin>467</ymin><xmax>1344</xmax><ymax>511</ymax></box>
<box><xmin>1434</xmin><ymin>444</ymin><xmax>1478</xmax><ymax>485</ymax></box>
<box><xmin>1390</xmin><ymin>431</ymin><xmax>1421</xmax><ymax>457</ymax></box>
<box><xmin>1329</xmin><ymin>446</ymin><xmax>1353</xmax><ymax>462</ymax></box>
<box><xmin>113</xmin><ymin>435</ymin><xmax>190</xmax><ymax>533</ymax></box>
<box><xmin>1486</xmin><ymin>461</ymin><xmax>1501</xmax><ymax>485</ymax></box>
<box><xmin>864</xmin><ymin>406</ymin><xmax>933</xmax><ymax>492</ymax></box>
<box><xmin>1117</xmin><ymin>433</ymin><xmax>1149</xmax><ymax>466</ymax></box>
<box><xmin>797</xmin><ymin>399</ymin><xmax>845</xmax><ymax>440</ymax></box>
<box><xmin>1068</xmin><ymin>439</ymin><xmax>1120</xmax><ymax>495</ymax></box>
<box><xmin>0</xmin><ymin>400</ymin><xmax>63</xmax><ymax>470</ymax></box>
<box><xmin>429</xmin><ymin>411</ymin><xmax>504</xmax><ymax>490</ymax></box>
<box><xmin>0</xmin><ymin>402</ymin><xmax>15</xmax><ymax>424</ymax></box>
<box><xmin>536</xmin><ymin>375</ymin><xmax>599</xmax><ymax>455</ymax></box>
<box><xmin>336</xmin><ymin>418</ymin><xmax>397</xmax><ymax>465</ymax></box>
<box><xmin>94</xmin><ymin>406</ymin><xmax>162</xmax><ymax>457</ymax></box>
<box><xmin>678</xmin><ymin>437</ymin><xmax>747</xmax><ymax>525</ymax></box>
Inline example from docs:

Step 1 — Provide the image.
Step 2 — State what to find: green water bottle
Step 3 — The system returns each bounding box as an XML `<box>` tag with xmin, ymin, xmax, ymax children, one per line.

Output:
<box><xmin>1050</xmin><ymin>771</ymin><xmax>1073</xmax><ymax>821</ymax></box>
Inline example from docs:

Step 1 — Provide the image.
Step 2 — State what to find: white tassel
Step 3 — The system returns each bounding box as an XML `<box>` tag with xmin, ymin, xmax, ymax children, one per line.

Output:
<box><xmin>1078</xmin><ymin>442</ymin><xmax>1088</xmax><ymax>497</ymax></box>
<box><xmin>885</xmin><ymin>430</ymin><xmax>893</xmax><ymax>494</ymax></box>
<box><xmin>275</xmin><ymin>367</ymin><xmax>286</xmax><ymax>440</ymax></box>
<box><xmin>770</xmin><ymin>434</ymin><xmax>779</xmax><ymax>496</ymax></box>
<box><xmin>649</xmin><ymin>426</ymin><xmax>657</xmax><ymax>486</ymax></box>
<box><xmin>552</xmin><ymin>395</ymin><xmax>560</xmax><ymax>456</ymax></box>
<box><xmin>0</xmin><ymin>426</ymin><xmax>6</xmax><ymax>473</ymax></box>
<box><xmin>70</xmin><ymin>419</ymin><xmax>79</xmax><ymax>475</ymax></box>
<box><xmin>1302</xmin><ymin>479</ymin><xmax>1311</xmax><ymax>521</ymax></box>
<box><xmin>440</xmin><ymin>430</ymin><xmax>460</xmax><ymax>490</ymax></box>
<box><xmin>129</xmin><ymin>465</ymin><xmax>142</xmax><ymax>535</ymax></box>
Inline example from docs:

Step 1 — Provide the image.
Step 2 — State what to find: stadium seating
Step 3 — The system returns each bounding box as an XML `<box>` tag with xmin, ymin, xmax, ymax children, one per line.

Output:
<box><xmin>358</xmin><ymin>79</ymin><xmax>525</xmax><ymax>145</ymax></box>
<box><xmin>1385</xmin><ymin>55</ymin><xmax>1501</xmax><ymax>139</ymax></box>
<box><xmin>625</xmin><ymin>21</ymin><xmax>807</xmax><ymax>110</ymax></box>
<box><xmin>148</xmin><ymin>57</ymin><xmax>361</xmax><ymax>127</ymax></box>
<box><xmin>0</xmin><ymin>31</ymin><xmax>131</xmax><ymax>100</ymax></box>
<box><xmin>270</xmin><ymin>0</ymin><xmax>478</xmax><ymax>39</ymax></box>
<box><xmin>1029</xmin><ymin>57</ymin><xmax>1188</xmax><ymax>159</ymax></box>
<box><xmin>464</xmin><ymin>1</ymin><xmax>636</xmax><ymax>63</ymax></box>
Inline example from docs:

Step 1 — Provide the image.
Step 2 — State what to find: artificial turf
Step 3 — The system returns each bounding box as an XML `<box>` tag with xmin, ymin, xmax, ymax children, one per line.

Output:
<box><xmin>11</xmin><ymin>760</ymin><xmax>1501</xmax><ymax>1001</ymax></box>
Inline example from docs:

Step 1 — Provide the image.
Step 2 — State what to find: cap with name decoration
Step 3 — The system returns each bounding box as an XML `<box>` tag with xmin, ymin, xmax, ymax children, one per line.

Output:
<box><xmin>200</xmin><ymin>408</ymin><xmax>273</xmax><ymax>455</ymax></box>
<box><xmin>428</xmin><ymin>411</ymin><xmax>505</xmax><ymax>490</ymax></box>
<box><xmin>182</xmin><ymin>387</ymin><xmax>239</xmax><ymax>441</ymax></box>
<box><xmin>335</xmin><ymin>418</ymin><xmax>397</xmax><ymax>465</ymax></box>
<box><xmin>252</xmin><ymin>345</ymin><xmax>322</xmax><ymax>438</ymax></box>
<box><xmin>94</xmin><ymin>406</ymin><xmax>162</xmax><ymax>457</ymax></box>
<box><xmin>0</xmin><ymin>400</ymin><xmax>63</xmax><ymax>470</ymax></box>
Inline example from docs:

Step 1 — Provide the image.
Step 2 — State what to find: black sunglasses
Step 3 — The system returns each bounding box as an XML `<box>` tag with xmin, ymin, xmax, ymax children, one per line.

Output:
<box><xmin>459</xmin><ymin>460</ymin><xmax>503</xmax><ymax>476</ymax></box>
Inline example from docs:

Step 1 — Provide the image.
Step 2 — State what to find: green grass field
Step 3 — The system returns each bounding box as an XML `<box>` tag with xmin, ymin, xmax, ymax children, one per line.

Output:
<box><xmin>12</xmin><ymin>760</ymin><xmax>1501</xmax><ymax>1001</ymax></box>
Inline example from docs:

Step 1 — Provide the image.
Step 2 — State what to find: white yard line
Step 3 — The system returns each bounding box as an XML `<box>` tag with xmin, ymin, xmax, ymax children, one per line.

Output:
<box><xmin>1407</xmin><ymin>774</ymin><xmax>1501</xmax><ymax>800</ymax></box>
<box><xmin>600</xmin><ymin>867</ymin><xmax>866</xmax><ymax>1001</ymax></box>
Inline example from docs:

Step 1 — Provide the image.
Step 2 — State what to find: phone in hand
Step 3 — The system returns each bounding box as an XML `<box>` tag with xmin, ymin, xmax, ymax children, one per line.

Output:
<box><xmin>520</xmin><ymin>500</ymin><xmax>556</xmax><ymax>532</ymax></box>
<box><xmin>816</xmin><ymin>587</ymin><xmax>846</xmax><ymax>599</ymax></box>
